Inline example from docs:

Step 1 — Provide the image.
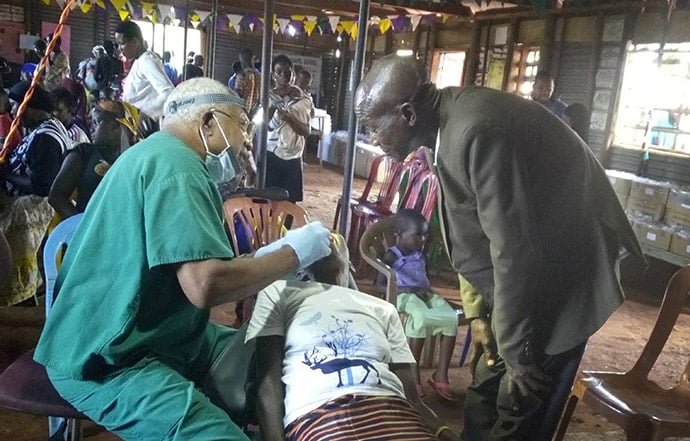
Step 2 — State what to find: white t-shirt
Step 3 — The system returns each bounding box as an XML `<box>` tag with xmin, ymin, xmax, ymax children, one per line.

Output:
<box><xmin>266</xmin><ymin>95</ymin><xmax>312</xmax><ymax>160</ymax></box>
<box><xmin>122</xmin><ymin>51</ymin><xmax>174</xmax><ymax>120</ymax></box>
<box><xmin>246</xmin><ymin>280</ymin><xmax>416</xmax><ymax>428</ymax></box>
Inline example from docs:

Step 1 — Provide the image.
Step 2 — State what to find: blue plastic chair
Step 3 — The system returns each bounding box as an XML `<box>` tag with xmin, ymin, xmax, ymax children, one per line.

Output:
<box><xmin>44</xmin><ymin>214</ymin><xmax>83</xmax><ymax>317</ymax></box>
<box><xmin>43</xmin><ymin>214</ymin><xmax>84</xmax><ymax>440</ymax></box>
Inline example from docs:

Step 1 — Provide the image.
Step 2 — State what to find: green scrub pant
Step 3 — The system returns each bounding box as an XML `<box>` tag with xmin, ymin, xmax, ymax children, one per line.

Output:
<box><xmin>47</xmin><ymin>324</ymin><xmax>250</xmax><ymax>441</ymax></box>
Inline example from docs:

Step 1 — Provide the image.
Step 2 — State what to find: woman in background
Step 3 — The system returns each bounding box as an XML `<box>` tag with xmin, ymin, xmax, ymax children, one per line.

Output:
<box><xmin>265</xmin><ymin>55</ymin><xmax>311</xmax><ymax>202</ymax></box>
<box><xmin>49</xmin><ymin>100</ymin><xmax>127</xmax><ymax>219</ymax></box>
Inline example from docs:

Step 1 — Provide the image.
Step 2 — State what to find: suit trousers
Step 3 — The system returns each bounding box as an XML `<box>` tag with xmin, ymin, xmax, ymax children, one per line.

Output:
<box><xmin>463</xmin><ymin>341</ymin><xmax>586</xmax><ymax>441</ymax></box>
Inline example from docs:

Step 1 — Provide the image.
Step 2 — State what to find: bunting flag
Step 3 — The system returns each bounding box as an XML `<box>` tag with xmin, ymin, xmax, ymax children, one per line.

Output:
<box><xmin>195</xmin><ymin>9</ymin><xmax>211</xmax><ymax>23</ymax></box>
<box><xmin>141</xmin><ymin>1</ymin><xmax>156</xmax><ymax>23</ymax></box>
<box><xmin>41</xmin><ymin>0</ymin><xmax>442</xmax><ymax>37</ymax></box>
<box><xmin>157</xmin><ymin>4</ymin><xmax>176</xmax><ymax>24</ymax></box>
<box><xmin>227</xmin><ymin>13</ymin><xmax>242</xmax><ymax>33</ymax></box>
<box><xmin>379</xmin><ymin>17</ymin><xmax>392</xmax><ymax>34</ymax></box>
<box><xmin>55</xmin><ymin>0</ymin><xmax>66</xmax><ymax>7</ymax></box>
<box><xmin>304</xmin><ymin>18</ymin><xmax>318</xmax><ymax>36</ymax></box>
<box><xmin>277</xmin><ymin>17</ymin><xmax>290</xmax><ymax>34</ymax></box>
<box><xmin>108</xmin><ymin>0</ymin><xmax>126</xmax><ymax>11</ymax></box>
<box><xmin>410</xmin><ymin>15</ymin><xmax>422</xmax><ymax>31</ymax></box>
<box><xmin>327</xmin><ymin>15</ymin><xmax>340</xmax><ymax>34</ymax></box>
<box><xmin>339</xmin><ymin>20</ymin><xmax>355</xmax><ymax>37</ymax></box>
<box><xmin>80</xmin><ymin>1</ymin><xmax>93</xmax><ymax>13</ymax></box>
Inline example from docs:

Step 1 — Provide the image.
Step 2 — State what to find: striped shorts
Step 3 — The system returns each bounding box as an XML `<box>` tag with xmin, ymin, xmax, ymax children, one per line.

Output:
<box><xmin>285</xmin><ymin>394</ymin><xmax>437</xmax><ymax>441</ymax></box>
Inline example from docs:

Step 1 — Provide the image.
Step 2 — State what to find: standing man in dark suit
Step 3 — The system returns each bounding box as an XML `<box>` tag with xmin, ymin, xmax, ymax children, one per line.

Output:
<box><xmin>354</xmin><ymin>54</ymin><xmax>643</xmax><ymax>441</ymax></box>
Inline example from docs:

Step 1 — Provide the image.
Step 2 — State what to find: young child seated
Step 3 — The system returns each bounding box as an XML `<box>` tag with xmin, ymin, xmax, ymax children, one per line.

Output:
<box><xmin>383</xmin><ymin>208</ymin><xmax>459</xmax><ymax>401</ymax></box>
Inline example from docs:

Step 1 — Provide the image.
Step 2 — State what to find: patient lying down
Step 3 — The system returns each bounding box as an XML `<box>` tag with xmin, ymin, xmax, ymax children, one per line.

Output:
<box><xmin>246</xmin><ymin>233</ymin><xmax>459</xmax><ymax>441</ymax></box>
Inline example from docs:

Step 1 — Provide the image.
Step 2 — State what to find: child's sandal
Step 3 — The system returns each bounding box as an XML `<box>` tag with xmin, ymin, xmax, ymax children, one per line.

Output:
<box><xmin>427</xmin><ymin>373</ymin><xmax>459</xmax><ymax>402</ymax></box>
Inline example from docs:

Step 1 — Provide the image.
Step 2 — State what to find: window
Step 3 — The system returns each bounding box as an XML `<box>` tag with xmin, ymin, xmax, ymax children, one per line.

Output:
<box><xmin>508</xmin><ymin>45</ymin><xmax>540</xmax><ymax>98</ymax></box>
<box><xmin>133</xmin><ymin>20</ymin><xmax>201</xmax><ymax>72</ymax></box>
<box><xmin>613</xmin><ymin>43</ymin><xmax>690</xmax><ymax>154</ymax></box>
<box><xmin>431</xmin><ymin>51</ymin><xmax>466</xmax><ymax>89</ymax></box>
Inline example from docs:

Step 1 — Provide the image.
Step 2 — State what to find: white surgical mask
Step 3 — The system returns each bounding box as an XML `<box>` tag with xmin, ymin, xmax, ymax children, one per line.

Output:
<box><xmin>199</xmin><ymin>112</ymin><xmax>243</xmax><ymax>184</ymax></box>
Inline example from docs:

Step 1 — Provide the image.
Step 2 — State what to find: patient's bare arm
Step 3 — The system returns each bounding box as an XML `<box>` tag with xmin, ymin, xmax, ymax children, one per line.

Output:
<box><xmin>255</xmin><ymin>335</ymin><xmax>288</xmax><ymax>441</ymax></box>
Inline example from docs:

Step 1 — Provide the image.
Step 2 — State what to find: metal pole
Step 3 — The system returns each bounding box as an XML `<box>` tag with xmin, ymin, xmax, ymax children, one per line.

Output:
<box><xmin>338</xmin><ymin>0</ymin><xmax>370</xmax><ymax>237</ymax></box>
<box><xmin>181</xmin><ymin>0</ymin><xmax>189</xmax><ymax>81</ymax></box>
<box><xmin>209</xmin><ymin>0</ymin><xmax>219</xmax><ymax>78</ymax></box>
<box><xmin>256</xmin><ymin>0</ymin><xmax>274</xmax><ymax>189</ymax></box>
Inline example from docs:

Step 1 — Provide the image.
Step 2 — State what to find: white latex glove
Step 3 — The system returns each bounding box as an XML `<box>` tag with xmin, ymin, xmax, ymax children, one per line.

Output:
<box><xmin>254</xmin><ymin>221</ymin><xmax>331</xmax><ymax>269</ymax></box>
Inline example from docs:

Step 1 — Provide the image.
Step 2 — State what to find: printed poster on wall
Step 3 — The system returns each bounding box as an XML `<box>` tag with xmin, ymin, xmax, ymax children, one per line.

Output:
<box><xmin>485</xmin><ymin>59</ymin><xmax>504</xmax><ymax>90</ymax></box>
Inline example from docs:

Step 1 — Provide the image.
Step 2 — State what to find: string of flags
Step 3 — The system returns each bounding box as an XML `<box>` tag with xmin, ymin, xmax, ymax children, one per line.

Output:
<box><xmin>40</xmin><ymin>0</ymin><xmax>451</xmax><ymax>39</ymax></box>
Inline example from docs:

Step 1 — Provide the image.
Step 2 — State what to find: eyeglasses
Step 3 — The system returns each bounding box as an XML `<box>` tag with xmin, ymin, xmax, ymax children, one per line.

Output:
<box><xmin>210</xmin><ymin>108</ymin><xmax>250</xmax><ymax>133</ymax></box>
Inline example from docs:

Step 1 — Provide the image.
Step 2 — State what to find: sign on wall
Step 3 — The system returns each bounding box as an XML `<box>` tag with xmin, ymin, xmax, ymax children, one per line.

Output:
<box><xmin>284</xmin><ymin>54</ymin><xmax>322</xmax><ymax>106</ymax></box>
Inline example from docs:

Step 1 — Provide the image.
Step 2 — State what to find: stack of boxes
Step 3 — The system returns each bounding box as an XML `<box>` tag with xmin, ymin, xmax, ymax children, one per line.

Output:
<box><xmin>606</xmin><ymin>170</ymin><xmax>690</xmax><ymax>260</ymax></box>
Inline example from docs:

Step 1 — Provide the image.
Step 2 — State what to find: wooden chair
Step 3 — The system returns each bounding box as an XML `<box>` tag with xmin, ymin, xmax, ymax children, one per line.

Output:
<box><xmin>0</xmin><ymin>214</ymin><xmax>89</xmax><ymax>441</ymax></box>
<box><xmin>358</xmin><ymin>217</ymin><xmax>471</xmax><ymax>368</ymax></box>
<box><xmin>222</xmin><ymin>196</ymin><xmax>309</xmax><ymax>322</ymax></box>
<box><xmin>553</xmin><ymin>264</ymin><xmax>690</xmax><ymax>441</ymax></box>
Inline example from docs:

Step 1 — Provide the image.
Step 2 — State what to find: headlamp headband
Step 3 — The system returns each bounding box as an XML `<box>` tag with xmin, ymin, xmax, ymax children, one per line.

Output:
<box><xmin>164</xmin><ymin>93</ymin><xmax>245</xmax><ymax>118</ymax></box>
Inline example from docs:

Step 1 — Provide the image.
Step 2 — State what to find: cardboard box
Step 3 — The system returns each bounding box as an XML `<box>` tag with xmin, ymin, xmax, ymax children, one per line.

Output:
<box><xmin>606</xmin><ymin>170</ymin><xmax>634</xmax><ymax>208</ymax></box>
<box><xmin>669</xmin><ymin>230</ymin><xmax>690</xmax><ymax>258</ymax></box>
<box><xmin>664</xmin><ymin>188</ymin><xmax>690</xmax><ymax>229</ymax></box>
<box><xmin>626</xmin><ymin>180</ymin><xmax>671</xmax><ymax>221</ymax></box>
<box><xmin>632</xmin><ymin>220</ymin><xmax>672</xmax><ymax>251</ymax></box>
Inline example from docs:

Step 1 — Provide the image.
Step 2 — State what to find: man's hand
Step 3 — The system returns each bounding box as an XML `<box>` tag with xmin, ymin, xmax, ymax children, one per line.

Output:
<box><xmin>468</xmin><ymin>317</ymin><xmax>497</xmax><ymax>376</ymax></box>
<box><xmin>505</xmin><ymin>358</ymin><xmax>552</xmax><ymax>410</ymax></box>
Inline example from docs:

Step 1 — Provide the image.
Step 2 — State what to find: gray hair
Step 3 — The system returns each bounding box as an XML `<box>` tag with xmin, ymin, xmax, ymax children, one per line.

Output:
<box><xmin>161</xmin><ymin>77</ymin><xmax>245</xmax><ymax>127</ymax></box>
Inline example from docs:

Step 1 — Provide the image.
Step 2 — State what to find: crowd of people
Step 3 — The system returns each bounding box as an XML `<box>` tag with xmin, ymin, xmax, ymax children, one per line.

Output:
<box><xmin>0</xmin><ymin>19</ymin><xmax>641</xmax><ymax>441</ymax></box>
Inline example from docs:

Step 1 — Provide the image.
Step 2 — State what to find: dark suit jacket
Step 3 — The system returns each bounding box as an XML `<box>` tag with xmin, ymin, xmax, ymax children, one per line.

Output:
<box><xmin>434</xmin><ymin>86</ymin><xmax>642</xmax><ymax>359</ymax></box>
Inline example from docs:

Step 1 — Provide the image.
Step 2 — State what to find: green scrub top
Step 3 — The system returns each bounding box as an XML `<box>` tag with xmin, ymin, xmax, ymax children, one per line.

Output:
<box><xmin>34</xmin><ymin>131</ymin><xmax>234</xmax><ymax>380</ymax></box>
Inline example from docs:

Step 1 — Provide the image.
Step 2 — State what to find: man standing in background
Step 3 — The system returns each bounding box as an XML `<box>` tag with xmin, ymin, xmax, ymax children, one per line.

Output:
<box><xmin>114</xmin><ymin>20</ymin><xmax>174</xmax><ymax>122</ymax></box>
<box><xmin>530</xmin><ymin>71</ymin><xmax>567</xmax><ymax>118</ymax></box>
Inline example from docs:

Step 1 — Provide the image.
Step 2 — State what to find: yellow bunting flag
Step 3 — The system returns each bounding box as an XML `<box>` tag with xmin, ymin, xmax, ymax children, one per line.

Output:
<box><xmin>41</xmin><ymin>0</ymin><xmax>51</xmax><ymax>5</ymax></box>
<box><xmin>141</xmin><ymin>1</ymin><xmax>154</xmax><ymax>15</ymax></box>
<box><xmin>119</xmin><ymin>9</ymin><xmax>130</xmax><ymax>20</ymax></box>
<box><xmin>95</xmin><ymin>0</ymin><xmax>105</xmax><ymax>8</ymax></box>
<box><xmin>340</xmin><ymin>20</ymin><xmax>354</xmax><ymax>36</ymax></box>
<box><xmin>351</xmin><ymin>22</ymin><xmax>358</xmax><ymax>39</ymax></box>
<box><xmin>379</xmin><ymin>17</ymin><xmax>392</xmax><ymax>34</ymax></box>
<box><xmin>80</xmin><ymin>1</ymin><xmax>93</xmax><ymax>12</ymax></box>
<box><xmin>290</xmin><ymin>15</ymin><xmax>305</xmax><ymax>22</ymax></box>
<box><xmin>109</xmin><ymin>0</ymin><xmax>126</xmax><ymax>11</ymax></box>
<box><xmin>304</xmin><ymin>19</ymin><xmax>317</xmax><ymax>36</ymax></box>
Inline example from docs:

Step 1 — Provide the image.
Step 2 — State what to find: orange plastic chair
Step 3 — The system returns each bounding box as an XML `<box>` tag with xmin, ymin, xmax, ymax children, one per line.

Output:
<box><xmin>332</xmin><ymin>154</ymin><xmax>401</xmax><ymax>231</ymax></box>
<box><xmin>346</xmin><ymin>148</ymin><xmax>433</xmax><ymax>272</ymax></box>
<box><xmin>222</xmin><ymin>196</ymin><xmax>309</xmax><ymax>322</ymax></box>
<box><xmin>553</xmin><ymin>264</ymin><xmax>690</xmax><ymax>441</ymax></box>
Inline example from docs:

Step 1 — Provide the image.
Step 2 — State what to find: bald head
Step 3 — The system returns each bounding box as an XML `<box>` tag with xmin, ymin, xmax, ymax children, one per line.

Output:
<box><xmin>355</xmin><ymin>55</ymin><xmax>438</xmax><ymax>160</ymax></box>
<box><xmin>355</xmin><ymin>55</ymin><xmax>428</xmax><ymax>121</ymax></box>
